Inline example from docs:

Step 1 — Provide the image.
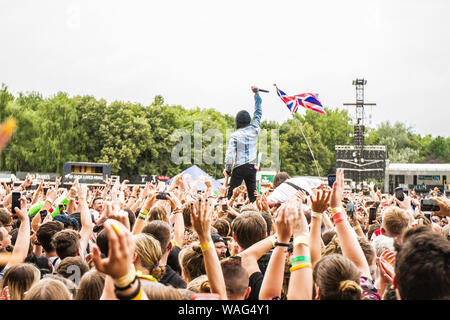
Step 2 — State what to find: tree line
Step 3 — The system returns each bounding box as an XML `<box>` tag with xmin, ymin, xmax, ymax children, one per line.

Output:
<box><xmin>0</xmin><ymin>84</ymin><xmax>448</xmax><ymax>180</ymax></box>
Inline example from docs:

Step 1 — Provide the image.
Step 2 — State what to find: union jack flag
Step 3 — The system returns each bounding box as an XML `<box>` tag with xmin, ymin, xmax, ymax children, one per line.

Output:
<box><xmin>275</xmin><ymin>85</ymin><xmax>326</xmax><ymax>115</ymax></box>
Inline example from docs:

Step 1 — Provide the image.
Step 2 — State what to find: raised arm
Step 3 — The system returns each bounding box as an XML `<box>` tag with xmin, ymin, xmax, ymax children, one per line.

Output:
<box><xmin>132</xmin><ymin>192</ymin><xmax>157</xmax><ymax>235</ymax></box>
<box><xmin>76</xmin><ymin>183</ymin><xmax>94</xmax><ymax>259</ymax></box>
<box><xmin>330</xmin><ymin>169</ymin><xmax>371</xmax><ymax>278</ymax></box>
<box><xmin>92</xmin><ymin>220</ymin><xmax>148</xmax><ymax>300</ymax></box>
<box><xmin>250</xmin><ymin>87</ymin><xmax>262</xmax><ymax>128</ymax></box>
<box><xmin>259</xmin><ymin>204</ymin><xmax>291</xmax><ymax>300</ymax></box>
<box><xmin>190</xmin><ymin>199</ymin><xmax>228</xmax><ymax>300</ymax></box>
<box><xmin>286</xmin><ymin>199</ymin><xmax>313</xmax><ymax>300</ymax></box>
<box><xmin>238</xmin><ymin>233</ymin><xmax>276</xmax><ymax>277</ymax></box>
<box><xmin>310</xmin><ymin>189</ymin><xmax>331</xmax><ymax>266</ymax></box>
<box><xmin>6</xmin><ymin>206</ymin><xmax>30</xmax><ymax>268</ymax></box>
<box><xmin>167</xmin><ymin>192</ymin><xmax>184</xmax><ymax>247</ymax></box>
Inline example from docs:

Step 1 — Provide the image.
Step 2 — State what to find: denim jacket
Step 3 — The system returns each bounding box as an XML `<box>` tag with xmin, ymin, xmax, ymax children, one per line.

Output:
<box><xmin>225</xmin><ymin>94</ymin><xmax>262</xmax><ymax>172</ymax></box>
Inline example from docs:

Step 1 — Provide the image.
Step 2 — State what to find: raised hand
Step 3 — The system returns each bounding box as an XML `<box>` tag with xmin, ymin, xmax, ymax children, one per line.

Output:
<box><xmin>92</xmin><ymin>220</ymin><xmax>135</xmax><ymax>279</ymax></box>
<box><xmin>286</xmin><ymin>198</ymin><xmax>309</xmax><ymax>237</ymax></box>
<box><xmin>431</xmin><ymin>197</ymin><xmax>450</xmax><ymax>217</ymax></box>
<box><xmin>166</xmin><ymin>192</ymin><xmax>182</xmax><ymax>210</ymax></box>
<box><xmin>190</xmin><ymin>198</ymin><xmax>213</xmax><ymax>240</ymax></box>
<box><xmin>274</xmin><ymin>203</ymin><xmax>292</xmax><ymax>243</ymax></box>
<box><xmin>310</xmin><ymin>189</ymin><xmax>331</xmax><ymax>213</ymax></box>
<box><xmin>46</xmin><ymin>188</ymin><xmax>58</xmax><ymax>203</ymax></box>
<box><xmin>330</xmin><ymin>169</ymin><xmax>344</xmax><ymax>208</ymax></box>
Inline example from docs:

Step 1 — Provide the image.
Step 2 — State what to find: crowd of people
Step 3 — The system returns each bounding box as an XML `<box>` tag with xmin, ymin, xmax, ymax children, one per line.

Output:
<box><xmin>0</xmin><ymin>168</ymin><xmax>449</xmax><ymax>300</ymax></box>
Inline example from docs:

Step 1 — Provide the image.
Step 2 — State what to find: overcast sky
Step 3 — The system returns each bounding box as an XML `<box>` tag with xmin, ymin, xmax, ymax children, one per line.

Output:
<box><xmin>1</xmin><ymin>0</ymin><xmax>449</xmax><ymax>137</ymax></box>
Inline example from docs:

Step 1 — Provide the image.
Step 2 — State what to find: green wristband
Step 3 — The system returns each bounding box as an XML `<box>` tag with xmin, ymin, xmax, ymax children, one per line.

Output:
<box><xmin>291</xmin><ymin>256</ymin><xmax>311</xmax><ymax>265</ymax></box>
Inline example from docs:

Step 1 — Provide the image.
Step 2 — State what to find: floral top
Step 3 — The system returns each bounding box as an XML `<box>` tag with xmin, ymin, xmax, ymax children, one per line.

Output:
<box><xmin>360</xmin><ymin>276</ymin><xmax>381</xmax><ymax>300</ymax></box>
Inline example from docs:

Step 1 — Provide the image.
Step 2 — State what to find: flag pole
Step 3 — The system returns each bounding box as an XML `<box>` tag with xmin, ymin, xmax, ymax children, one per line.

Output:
<box><xmin>292</xmin><ymin>113</ymin><xmax>321</xmax><ymax>178</ymax></box>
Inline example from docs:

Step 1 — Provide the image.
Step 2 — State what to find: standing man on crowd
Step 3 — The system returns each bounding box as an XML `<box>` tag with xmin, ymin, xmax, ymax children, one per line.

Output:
<box><xmin>224</xmin><ymin>86</ymin><xmax>262</xmax><ymax>203</ymax></box>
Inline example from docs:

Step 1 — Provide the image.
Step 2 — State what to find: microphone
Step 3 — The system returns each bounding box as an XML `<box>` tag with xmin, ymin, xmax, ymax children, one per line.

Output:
<box><xmin>257</xmin><ymin>88</ymin><xmax>269</xmax><ymax>93</ymax></box>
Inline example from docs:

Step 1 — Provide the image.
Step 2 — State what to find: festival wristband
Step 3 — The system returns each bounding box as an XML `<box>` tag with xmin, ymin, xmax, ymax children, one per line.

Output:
<box><xmin>138</xmin><ymin>213</ymin><xmax>147</xmax><ymax>220</ymax></box>
<box><xmin>293</xmin><ymin>235</ymin><xmax>310</xmax><ymax>247</ymax></box>
<box><xmin>355</xmin><ymin>224</ymin><xmax>362</xmax><ymax>230</ymax></box>
<box><xmin>116</xmin><ymin>280</ymin><xmax>142</xmax><ymax>300</ymax></box>
<box><xmin>330</xmin><ymin>207</ymin><xmax>344</xmax><ymax>217</ymax></box>
<box><xmin>113</xmin><ymin>265</ymin><xmax>137</xmax><ymax>288</ymax></box>
<box><xmin>44</xmin><ymin>198</ymin><xmax>53</xmax><ymax>205</ymax></box>
<box><xmin>140</xmin><ymin>208</ymin><xmax>149</xmax><ymax>215</ymax></box>
<box><xmin>200</xmin><ymin>241</ymin><xmax>214</xmax><ymax>252</ymax></box>
<box><xmin>275</xmin><ymin>241</ymin><xmax>290</xmax><ymax>247</ymax></box>
<box><xmin>289</xmin><ymin>263</ymin><xmax>312</xmax><ymax>273</ymax></box>
<box><xmin>311</xmin><ymin>211</ymin><xmax>323</xmax><ymax>219</ymax></box>
<box><xmin>291</xmin><ymin>256</ymin><xmax>312</xmax><ymax>265</ymax></box>
<box><xmin>332</xmin><ymin>212</ymin><xmax>346</xmax><ymax>225</ymax></box>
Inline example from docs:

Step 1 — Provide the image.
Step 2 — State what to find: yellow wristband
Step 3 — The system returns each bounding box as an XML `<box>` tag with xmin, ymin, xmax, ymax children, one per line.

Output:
<box><xmin>330</xmin><ymin>207</ymin><xmax>344</xmax><ymax>217</ymax></box>
<box><xmin>293</xmin><ymin>235</ymin><xmax>310</xmax><ymax>247</ymax></box>
<box><xmin>289</xmin><ymin>263</ymin><xmax>312</xmax><ymax>273</ymax></box>
<box><xmin>45</xmin><ymin>198</ymin><xmax>53</xmax><ymax>205</ymax></box>
<box><xmin>355</xmin><ymin>224</ymin><xmax>362</xmax><ymax>230</ymax></box>
<box><xmin>114</xmin><ymin>265</ymin><xmax>137</xmax><ymax>288</ymax></box>
<box><xmin>130</xmin><ymin>288</ymin><xmax>143</xmax><ymax>300</ymax></box>
<box><xmin>200</xmin><ymin>241</ymin><xmax>213</xmax><ymax>252</ymax></box>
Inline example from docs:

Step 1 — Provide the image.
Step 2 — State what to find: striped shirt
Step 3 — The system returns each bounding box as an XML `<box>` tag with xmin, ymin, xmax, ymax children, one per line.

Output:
<box><xmin>225</xmin><ymin>94</ymin><xmax>262</xmax><ymax>172</ymax></box>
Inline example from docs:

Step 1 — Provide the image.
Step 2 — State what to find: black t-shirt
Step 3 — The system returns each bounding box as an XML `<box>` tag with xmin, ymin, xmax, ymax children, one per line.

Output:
<box><xmin>159</xmin><ymin>264</ymin><xmax>187</xmax><ymax>289</ymax></box>
<box><xmin>167</xmin><ymin>245</ymin><xmax>182</xmax><ymax>275</ymax></box>
<box><xmin>246</xmin><ymin>271</ymin><xmax>264</xmax><ymax>300</ymax></box>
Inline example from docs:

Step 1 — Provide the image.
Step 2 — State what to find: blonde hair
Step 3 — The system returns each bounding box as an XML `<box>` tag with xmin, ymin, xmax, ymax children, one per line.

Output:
<box><xmin>24</xmin><ymin>278</ymin><xmax>71</xmax><ymax>300</ymax></box>
<box><xmin>75</xmin><ymin>269</ymin><xmax>106</xmax><ymax>300</ymax></box>
<box><xmin>0</xmin><ymin>263</ymin><xmax>40</xmax><ymax>300</ymax></box>
<box><xmin>141</xmin><ymin>281</ymin><xmax>183</xmax><ymax>300</ymax></box>
<box><xmin>382</xmin><ymin>207</ymin><xmax>410</xmax><ymax>237</ymax></box>
<box><xmin>134</xmin><ymin>233</ymin><xmax>166</xmax><ymax>281</ymax></box>
<box><xmin>186</xmin><ymin>274</ymin><xmax>210</xmax><ymax>293</ymax></box>
<box><xmin>149</xmin><ymin>206</ymin><xmax>169</xmax><ymax>223</ymax></box>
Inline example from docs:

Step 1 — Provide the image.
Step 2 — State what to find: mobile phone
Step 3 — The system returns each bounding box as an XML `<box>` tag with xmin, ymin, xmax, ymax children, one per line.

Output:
<box><xmin>369</xmin><ymin>207</ymin><xmax>377</xmax><ymax>224</ymax></box>
<box><xmin>347</xmin><ymin>204</ymin><xmax>354</xmax><ymax>220</ymax></box>
<box><xmin>40</xmin><ymin>210</ymin><xmax>48</xmax><ymax>222</ymax></box>
<box><xmin>421</xmin><ymin>199</ymin><xmax>440</xmax><ymax>212</ymax></box>
<box><xmin>327</xmin><ymin>174</ymin><xmax>336</xmax><ymax>188</ymax></box>
<box><xmin>156</xmin><ymin>192</ymin><xmax>168</xmax><ymax>200</ymax></box>
<box><xmin>221</xmin><ymin>204</ymin><xmax>228</xmax><ymax>211</ymax></box>
<box><xmin>43</xmin><ymin>187</ymin><xmax>49</xmax><ymax>195</ymax></box>
<box><xmin>12</xmin><ymin>192</ymin><xmax>21</xmax><ymax>214</ymax></box>
<box><xmin>394</xmin><ymin>187</ymin><xmax>404</xmax><ymax>202</ymax></box>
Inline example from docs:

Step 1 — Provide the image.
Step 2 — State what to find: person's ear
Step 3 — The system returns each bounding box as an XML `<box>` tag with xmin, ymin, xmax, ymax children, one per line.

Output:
<box><xmin>167</xmin><ymin>241</ymin><xmax>173</xmax><ymax>253</ymax></box>
<box><xmin>244</xmin><ymin>287</ymin><xmax>251</xmax><ymax>300</ymax></box>
<box><xmin>314</xmin><ymin>286</ymin><xmax>320</xmax><ymax>300</ymax></box>
<box><xmin>233</xmin><ymin>233</ymin><xmax>237</xmax><ymax>241</ymax></box>
<box><xmin>132</xmin><ymin>252</ymin><xmax>138</xmax><ymax>264</ymax></box>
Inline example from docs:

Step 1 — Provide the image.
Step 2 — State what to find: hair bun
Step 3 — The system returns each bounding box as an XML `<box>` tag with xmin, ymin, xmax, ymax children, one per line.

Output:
<box><xmin>192</xmin><ymin>244</ymin><xmax>203</xmax><ymax>255</ymax></box>
<box><xmin>338</xmin><ymin>280</ymin><xmax>362</xmax><ymax>299</ymax></box>
<box><xmin>199</xmin><ymin>280</ymin><xmax>211</xmax><ymax>293</ymax></box>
